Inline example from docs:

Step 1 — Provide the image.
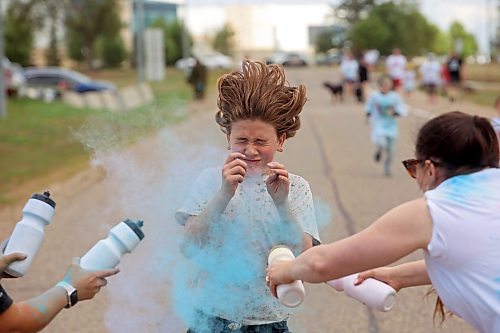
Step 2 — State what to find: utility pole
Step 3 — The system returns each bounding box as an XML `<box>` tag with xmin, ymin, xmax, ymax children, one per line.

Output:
<box><xmin>182</xmin><ymin>0</ymin><xmax>190</xmax><ymax>60</ymax></box>
<box><xmin>135</xmin><ymin>0</ymin><xmax>145</xmax><ymax>83</ymax></box>
<box><xmin>0</xmin><ymin>0</ymin><xmax>7</xmax><ymax>118</ymax></box>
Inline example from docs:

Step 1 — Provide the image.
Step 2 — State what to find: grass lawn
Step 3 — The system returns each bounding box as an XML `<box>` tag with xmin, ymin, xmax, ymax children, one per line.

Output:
<box><xmin>0</xmin><ymin>67</ymin><xmax>229</xmax><ymax>204</ymax></box>
<box><xmin>464</xmin><ymin>63</ymin><xmax>500</xmax><ymax>82</ymax></box>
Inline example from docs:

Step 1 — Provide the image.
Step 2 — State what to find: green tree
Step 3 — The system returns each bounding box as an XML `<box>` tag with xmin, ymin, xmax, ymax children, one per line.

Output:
<box><xmin>350</xmin><ymin>15</ymin><xmax>390</xmax><ymax>51</ymax></box>
<box><xmin>349</xmin><ymin>2</ymin><xmax>439</xmax><ymax>56</ymax></box>
<box><xmin>4</xmin><ymin>1</ymin><xmax>36</xmax><ymax>65</ymax></box>
<box><xmin>45</xmin><ymin>23</ymin><xmax>61</xmax><ymax>66</ymax></box>
<box><xmin>96</xmin><ymin>35</ymin><xmax>127</xmax><ymax>68</ymax></box>
<box><xmin>335</xmin><ymin>0</ymin><xmax>376</xmax><ymax>26</ymax></box>
<box><xmin>448</xmin><ymin>21</ymin><xmax>478</xmax><ymax>57</ymax></box>
<box><xmin>432</xmin><ymin>30</ymin><xmax>452</xmax><ymax>56</ymax></box>
<box><xmin>315</xmin><ymin>32</ymin><xmax>335</xmax><ymax>53</ymax></box>
<box><xmin>151</xmin><ymin>18</ymin><xmax>191</xmax><ymax>65</ymax></box>
<box><xmin>212</xmin><ymin>24</ymin><xmax>235</xmax><ymax>56</ymax></box>
<box><xmin>64</xmin><ymin>0</ymin><xmax>124</xmax><ymax>69</ymax></box>
<box><xmin>66</xmin><ymin>28</ymin><xmax>85</xmax><ymax>63</ymax></box>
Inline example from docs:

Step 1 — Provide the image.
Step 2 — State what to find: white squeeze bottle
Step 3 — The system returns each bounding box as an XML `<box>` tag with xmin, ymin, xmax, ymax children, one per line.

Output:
<box><xmin>80</xmin><ymin>219</ymin><xmax>145</xmax><ymax>270</ymax></box>
<box><xmin>327</xmin><ymin>273</ymin><xmax>397</xmax><ymax>312</ymax></box>
<box><xmin>267</xmin><ymin>246</ymin><xmax>305</xmax><ymax>308</ymax></box>
<box><xmin>4</xmin><ymin>191</ymin><xmax>56</xmax><ymax>277</ymax></box>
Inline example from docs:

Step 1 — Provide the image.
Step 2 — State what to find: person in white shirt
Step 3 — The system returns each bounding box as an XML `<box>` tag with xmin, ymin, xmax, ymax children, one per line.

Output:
<box><xmin>385</xmin><ymin>48</ymin><xmax>407</xmax><ymax>90</ymax></box>
<box><xmin>403</xmin><ymin>64</ymin><xmax>416</xmax><ymax>98</ymax></box>
<box><xmin>268</xmin><ymin>111</ymin><xmax>500</xmax><ymax>333</ymax></box>
<box><xmin>340</xmin><ymin>51</ymin><xmax>359</xmax><ymax>101</ymax></box>
<box><xmin>419</xmin><ymin>53</ymin><xmax>442</xmax><ymax>103</ymax></box>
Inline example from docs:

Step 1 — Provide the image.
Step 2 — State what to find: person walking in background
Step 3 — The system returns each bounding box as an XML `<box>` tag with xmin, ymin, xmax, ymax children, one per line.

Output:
<box><xmin>419</xmin><ymin>53</ymin><xmax>441</xmax><ymax>104</ymax></box>
<box><xmin>385</xmin><ymin>48</ymin><xmax>407</xmax><ymax>91</ymax></box>
<box><xmin>0</xmin><ymin>243</ymin><xmax>119</xmax><ymax>333</ymax></box>
<box><xmin>176</xmin><ymin>61</ymin><xmax>320</xmax><ymax>333</ymax></box>
<box><xmin>340</xmin><ymin>50</ymin><xmax>359</xmax><ymax>101</ymax></box>
<box><xmin>365</xmin><ymin>75</ymin><xmax>407</xmax><ymax>177</ymax></box>
<box><xmin>188</xmin><ymin>58</ymin><xmax>208</xmax><ymax>100</ymax></box>
<box><xmin>267</xmin><ymin>111</ymin><xmax>500</xmax><ymax>333</ymax></box>
<box><xmin>356</xmin><ymin>51</ymin><xmax>369</xmax><ymax>103</ymax></box>
<box><xmin>403</xmin><ymin>63</ymin><xmax>416</xmax><ymax>98</ymax></box>
<box><xmin>445</xmin><ymin>51</ymin><xmax>463</xmax><ymax>102</ymax></box>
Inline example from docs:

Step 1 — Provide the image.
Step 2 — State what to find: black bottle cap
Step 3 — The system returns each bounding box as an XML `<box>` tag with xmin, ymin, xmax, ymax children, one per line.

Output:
<box><xmin>123</xmin><ymin>219</ymin><xmax>145</xmax><ymax>240</ymax></box>
<box><xmin>31</xmin><ymin>191</ymin><xmax>56</xmax><ymax>209</ymax></box>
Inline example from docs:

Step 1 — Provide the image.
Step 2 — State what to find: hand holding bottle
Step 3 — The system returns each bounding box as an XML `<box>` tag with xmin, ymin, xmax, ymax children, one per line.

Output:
<box><xmin>267</xmin><ymin>246</ymin><xmax>305</xmax><ymax>308</ymax></box>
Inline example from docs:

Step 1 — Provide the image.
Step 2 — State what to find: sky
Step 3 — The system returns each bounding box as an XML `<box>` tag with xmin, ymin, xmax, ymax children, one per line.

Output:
<box><xmin>171</xmin><ymin>0</ymin><xmax>498</xmax><ymax>54</ymax></box>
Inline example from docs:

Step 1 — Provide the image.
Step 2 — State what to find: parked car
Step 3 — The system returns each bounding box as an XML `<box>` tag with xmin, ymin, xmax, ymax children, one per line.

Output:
<box><xmin>201</xmin><ymin>52</ymin><xmax>233</xmax><ymax>69</ymax></box>
<box><xmin>175</xmin><ymin>57</ymin><xmax>197</xmax><ymax>73</ymax></box>
<box><xmin>315</xmin><ymin>51</ymin><xmax>342</xmax><ymax>66</ymax></box>
<box><xmin>175</xmin><ymin>52</ymin><xmax>233</xmax><ymax>73</ymax></box>
<box><xmin>266</xmin><ymin>52</ymin><xmax>308</xmax><ymax>67</ymax></box>
<box><xmin>24</xmin><ymin>67</ymin><xmax>116</xmax><ymax>96</ymax></box>
<box><xmin>3</xmin><ymin>57</ymin><xmax>27</xmax><ymax>97</ymax></box>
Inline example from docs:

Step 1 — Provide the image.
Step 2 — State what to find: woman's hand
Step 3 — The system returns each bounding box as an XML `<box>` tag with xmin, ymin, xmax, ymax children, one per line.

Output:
<box><xmin>62</xmin><ymin>258</ymin><xmax>120</xmax><ymax>301</ymax></box>
<box><xmin>266</xmin><ymin>259</ymin><xmax>295</xmax><ymax>298</ymax></box>
<box><xmin>266</xmin><ymin>162</ymin><xmax>289</xmax><ymax>205</ymax></box>
<box><xmin>221</xmin><ymin>152</ymin><xmax>247</xmax><ymax>198</ymax></box>
<box><xmin>354</xmin><ymin>266</ymin><xmax>402</xmax><ymax>292</ymax></box>
<box><xmin>0</xmin><ymin>253</ymin><xmax>26</xmax><ymax>279</ymax></box>
<box><xmin>0</xmin><ymin>238</ymin><xmax>27</xmax><ymax>279</ymax></box>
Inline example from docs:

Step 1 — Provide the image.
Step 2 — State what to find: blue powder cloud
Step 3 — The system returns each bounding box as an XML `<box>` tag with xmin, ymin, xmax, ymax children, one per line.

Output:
<box><xmin>77</xmin><ymin>116</ymin><xmax>332</xmax><ymax>332</ymax></box>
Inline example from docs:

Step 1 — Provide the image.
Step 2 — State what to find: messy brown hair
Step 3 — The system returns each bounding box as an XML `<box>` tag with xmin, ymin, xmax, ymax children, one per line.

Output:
<box><xmin>215</xmin><ymin>61</ymin><xmax>307</xmax><ymax>139</ymax></box>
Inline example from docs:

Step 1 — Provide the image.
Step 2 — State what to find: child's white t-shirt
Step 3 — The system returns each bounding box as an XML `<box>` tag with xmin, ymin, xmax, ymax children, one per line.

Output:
<box><xmin>424</xmin><ymin>168</ymin><xmax>500</xmax><ymax>333</ymax></box>
<box><xmin>176</xmin><ymin>167</ymin><xmax>319</xmax><ymax>325</ymax></box>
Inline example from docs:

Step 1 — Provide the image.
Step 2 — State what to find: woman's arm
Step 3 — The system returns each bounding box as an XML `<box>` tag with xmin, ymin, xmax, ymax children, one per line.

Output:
<box><xmin>0</xmin><ymin>258</ymin><xmax>119</xmax><ymax>333</ymax></box>
<box><xmin>268</xmin><ymin>198</ymin><xmax>433</xmax><ymax>285</ymax></box>
<box><xmin>355</xmin><ymin>260</ymin><xmax>431</xmax><ymax>292</ymax></box>
<box><xmin>0</xmin><ymin>286</ymin><xmax>67</xmax><ymax>333</ymax></box>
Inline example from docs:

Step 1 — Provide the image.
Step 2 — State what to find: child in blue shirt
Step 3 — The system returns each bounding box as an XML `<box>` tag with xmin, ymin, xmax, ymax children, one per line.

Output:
<box><xmin>365</xmin><ymin>75</ymin><xmax>407</xmax><ymax>176</ymax></box>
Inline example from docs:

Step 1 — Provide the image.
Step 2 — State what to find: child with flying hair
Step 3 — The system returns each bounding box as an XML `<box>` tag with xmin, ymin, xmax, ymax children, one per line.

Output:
<box><xmin>175</xmin><ymin>61</ymin><xmax>320</xmax><ymax>333</ymax></box>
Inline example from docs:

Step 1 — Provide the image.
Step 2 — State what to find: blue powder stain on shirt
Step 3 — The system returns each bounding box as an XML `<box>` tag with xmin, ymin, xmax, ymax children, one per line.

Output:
<box><xmin>436</xmin><ymin>171</ymin><xmax>492</xmax><ymax>206</ymax></box>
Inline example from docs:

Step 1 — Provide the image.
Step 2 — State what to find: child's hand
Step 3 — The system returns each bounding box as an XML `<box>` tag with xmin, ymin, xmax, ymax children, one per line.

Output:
<box><xmin>221</xmin><ymin>152</ymin><xmax>247</xmax><ymax>198</ymax></box>
<box><xmin>386</xmin><ymin>106</ymin><xmax>396</xmax><ymax>117</ymax></box>
<box><xmin>266</xmin><ymin>162</ymin><xmax>289</xmax><ymax>205</ymax></box>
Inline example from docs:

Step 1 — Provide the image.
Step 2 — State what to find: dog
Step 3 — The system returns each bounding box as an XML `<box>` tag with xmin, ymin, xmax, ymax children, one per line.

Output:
<box><xmin>323</xmin><ymin>81</ymin><xmax>343</xmax><ymax>102</ymax></box>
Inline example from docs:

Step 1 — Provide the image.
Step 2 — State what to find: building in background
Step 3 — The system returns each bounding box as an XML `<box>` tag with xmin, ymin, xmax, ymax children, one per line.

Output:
<box><xmin>123</xmin><ymin>0</ymin><xmax>179</xmax><ymax>54</ymax></box>
<box><xmin>183</xmin><ymin>3</ymin><xmax>333</xmax><ymax>61</ymax></box>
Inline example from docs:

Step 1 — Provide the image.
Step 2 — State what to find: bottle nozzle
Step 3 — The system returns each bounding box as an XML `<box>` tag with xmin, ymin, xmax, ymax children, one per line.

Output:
<box><xmin>123</xmin><ymin>219</ymin><xmax>145</xmax><ymax>240</ymax></box>
<box><xmin>31</xmin><ymin>191</ymin><xmax>56</xmax><ymax>208</ymax></box>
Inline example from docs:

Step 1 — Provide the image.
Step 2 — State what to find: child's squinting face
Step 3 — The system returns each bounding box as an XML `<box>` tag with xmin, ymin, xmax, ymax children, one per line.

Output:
<box><xmin>228</xmin><ymin>119</ymin><xmax>285</xmax><ymax>175</ymax></box>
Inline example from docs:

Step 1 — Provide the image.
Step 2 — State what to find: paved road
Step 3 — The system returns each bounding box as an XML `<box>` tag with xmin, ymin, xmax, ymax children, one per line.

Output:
<box><xmin>2</xmin><ymin>67</ymin><xmax>496</xmax><ymax>332</ymax></box>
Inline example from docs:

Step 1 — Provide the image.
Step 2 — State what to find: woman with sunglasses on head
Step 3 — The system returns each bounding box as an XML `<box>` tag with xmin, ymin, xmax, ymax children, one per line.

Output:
<box><xmin>267</xmin><ymin>111</ymin><xmax>500</xmax><ymax>333</ymax></box>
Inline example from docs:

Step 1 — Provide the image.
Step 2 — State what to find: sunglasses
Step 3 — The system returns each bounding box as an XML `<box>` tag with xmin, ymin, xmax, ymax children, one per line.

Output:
<box><xmin>402</xmin><ymin>159</ymin><xmax>423</xmax><ymax>178</ymax></box>
<box><xmin>402</xmin><ymin>158</ymin><xmax>440</xmax><ymax>178</ymax></box>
